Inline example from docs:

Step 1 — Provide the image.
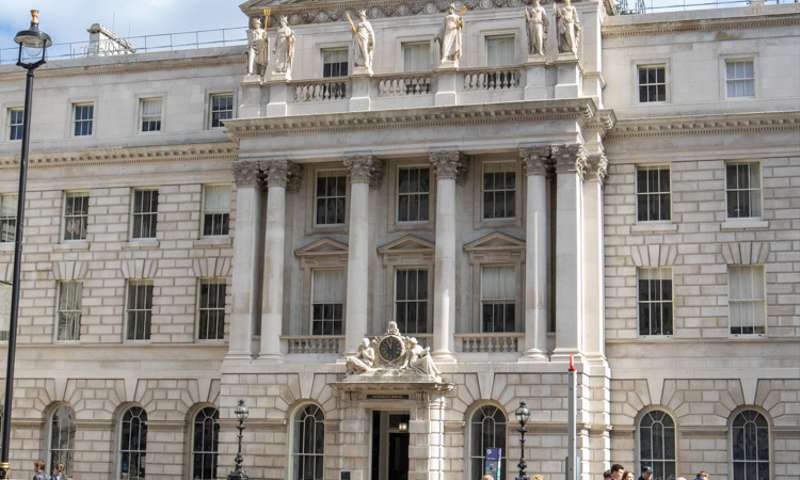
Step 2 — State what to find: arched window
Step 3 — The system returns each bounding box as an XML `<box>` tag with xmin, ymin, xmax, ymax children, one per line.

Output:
<box><xmin>192</xmin><ymin>407</ymin><xmax>220</xmax><ymax>480</ymax></box>
<box><xmin>469</xmin><ymin>405</ymin><xmax>507</xmax><ymax>480</ymax></box>
<box><xmin>731</xmin><ymin>410</ymin><xmax>769</xmax><ymax>480</ymax></box>
<box><xmin>638</xmin><ymin>410</ymin><xmax>676</xmax><ymax>480</ymax></box>
<box><xmin>291</xmin><ymin>404</ymin><xmax>325</xmax><ymax>480</ymax></box>
<box><xmin>119</xmin><ymin>406</ymin><xmax>147</xmax><ymax>480</ymax></box>
<box><xmin>48</xmin><ymin>404</ymin><xmax>76</xmax><ymax>475</ymax></box>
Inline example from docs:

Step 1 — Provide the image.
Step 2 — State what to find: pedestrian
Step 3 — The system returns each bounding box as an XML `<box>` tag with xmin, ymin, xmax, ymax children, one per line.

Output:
<box><xmin>677</xmin><ymin>477</ymin><xmax>688</xmax><ymax>480</ymax></box>
<box><xmin>52</xmin><ymin>463</ymin><xmax>66</xmax><ymax>480</ymax></box>
<box><xmin>623</xmin><ymin>471</ymin><xmax>636</xmax><ymax>480</ymax></box>
<box><xmin>610</xmin><ymin>464</ymin><xmax>626</xmax><ymax>480</ymax></box>
<box><xmin>603</xmin><ymin>470</ymin><xmax>612</xmax><ymax>480</ymax></box>
<box><xmin>639</xmin><ymin>466</ymin><xmax>653</xmax><ymax>480</ymax></box>
<box><xmin>694</xmin><ymin>471</ymin><xmax>709</xmax><ymax>480</ymax></box>
<box><xmin>32</xmin><ymin>460</ymin><xmax>47</xmax><ymax>480</ymax></box>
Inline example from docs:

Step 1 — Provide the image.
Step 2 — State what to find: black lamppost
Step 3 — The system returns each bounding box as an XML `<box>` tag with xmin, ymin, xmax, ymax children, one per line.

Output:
<box><xmin>228</xmin><ymin>399</ymin><xmax>250</xmax><ymax>480</ymax></box>
<box><xmin>0</xmin><ymin>10</ymin><xmax>51</xmax><ymax>480</ymax></box>
<box><xmin>515</xmin><ymin>401</ymin><xmax>530</xmax><ymax>480</ymax></box>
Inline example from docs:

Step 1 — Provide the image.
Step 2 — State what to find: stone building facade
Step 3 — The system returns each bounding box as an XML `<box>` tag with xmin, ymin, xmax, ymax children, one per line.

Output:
<box><xmin>0</xmin><ymin>1</ymin><xmax>798</xmax><ymax>480</ymax></box>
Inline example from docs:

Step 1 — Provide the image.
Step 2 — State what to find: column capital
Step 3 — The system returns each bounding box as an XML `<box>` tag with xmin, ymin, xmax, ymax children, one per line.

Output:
<box><xmin>261</xmin><ymin>160</ymin><xmax>303</xmax><ymax>191</ymax></box>
<box><xmin>551</xmin><ymin>144</ymin><xmax>588</xmax><ymax>178</ymax></box>
<box><xmin>429</xmin><ymin>150</ymin><xmax>468</xmax><ymax>184</ymax></box>
<box><xmin>232</xmin><ymin>161</ymin><xmax>263</xmax><ymax>187</ymax></box>
<box><xmin>343</xmin><ymin>155</ymin><xmax>384</xmax><ymax>188</ymax></box>
<box><xmin>585</xmin><ymin>154</ymin><xmax>608</xmax><ymax>184</ymax></box>
<box><xmin>519</xmin><ymin>145</ymin><xmax>553</xmax><ymax>177</ymax></box>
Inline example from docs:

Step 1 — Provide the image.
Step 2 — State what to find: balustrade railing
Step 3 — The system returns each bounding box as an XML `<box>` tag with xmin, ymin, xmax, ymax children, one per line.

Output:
<box><xmin>376</xmin><ymin>74</ymin><xmax>434</xmax><ymax>97</ymax></box>
<box><xmin>293</xmin><ymin>79</ymin><xmax>349</xmax><ymax>102</ymax></box>
<box><xmin>456</xmin><ymin>332</ymin><xmax>524</xmax><ymax>353</ymax></box>
<box><xmin>284</xmin><ymin>335</ymin><xmax>344</xmax><ymax>354</ymax></box>
<box><xmin>462</xmin><ymin>67</ymin><xmax>522</xmax><ymax>91</ymax></box>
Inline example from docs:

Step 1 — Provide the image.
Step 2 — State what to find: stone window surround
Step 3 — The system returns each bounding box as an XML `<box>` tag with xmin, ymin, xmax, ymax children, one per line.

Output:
<box><xmin>305</xmin><ymin>163</ymin><xmax>350</xmax><ymax>235</ymax></box>
<box><xmin>397</xmin><ymin>36</ymin><xmax>435</xmax><ymax>73</ymax></box>
<box><xmin>636</xmin><ymin>267</ymin><xmax>674</xmax><ymax>338</ymax></box>
<box><xmin>631</xmin><ymin>58</ymin><xmax>671</xmax><ymax>105</ymax></box>
<box><xmin>480</xmin><ymin>29</ymin><xmax>519</xmax><ymax>67</ymax></box>
<box><xmin>195</xmin><ymin>277</ymin><xmax>227</xmax><ymax>343</ymax></box>
<box><xmin>386</xmin><ymin>158</ymin><xmax>436</xmax><ymax>233</ymax></box>
<box><xmin>634</xmin><ymin>406</ymin><xmax>679</xmax><ymax>478</ymax></box>
<box><xmin>720</xmin><ymin>53</ymin><xmax>758</xmax><ymax>101</ymax></box>
<box><xmin>2</xmin><ymin>104</ymin><xmax>23</xmax><ymax>143</ymax></box>
<box><xmin>724</xmin><ymin>160</ymin><xmax>764</xmax><ymax>222</ymax></box>
<box><xmin>135</xmin><ymin>94</ymin><xmax>166</xmax><ymax>135</ymax></box>
<box><xmin>205</xmin><ymin>90</ymin><xmax>237</xmax><ymax>130</ymax></box>
<box><xmin>473</xmin><ymin>156</ymin><xmax>524</xmax><ymax>230</ymax></box>
<box><xmin>295</xmin><ymin>239</ymin><xmax>349</xmax><ymax>337</ymax></box>
<box><xmin>634</xmin><ymin>164</ymin><xmax>672</xmax><ymax>225</ymax></box>
<box><xmin>69</xmin><ymin>99</ymin><xmax>97</xmax><ymax>138</ymax></box>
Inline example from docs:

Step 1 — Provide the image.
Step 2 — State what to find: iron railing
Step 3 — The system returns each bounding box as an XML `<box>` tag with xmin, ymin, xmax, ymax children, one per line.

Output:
<box><xmin>618</xmin><ymin>0</ymin><xmax>789</xmax><ymax>14</ymax></box>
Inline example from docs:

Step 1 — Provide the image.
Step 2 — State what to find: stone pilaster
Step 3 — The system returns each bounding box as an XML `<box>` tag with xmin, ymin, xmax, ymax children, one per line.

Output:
<box><xmin>582</xmin><ymin>153</ymin><xmax>607</xmax><ymax>361</ymax></box>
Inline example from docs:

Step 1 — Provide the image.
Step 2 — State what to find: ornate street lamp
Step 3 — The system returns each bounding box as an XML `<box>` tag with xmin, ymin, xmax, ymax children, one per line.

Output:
<box><xmin>228</xmin><ymin>399</ymin><xmax>250</xmax><ymax>480</ymax></box>
<box><xmin>515</xmin><ymin>401</ymin><xmax>530</xmax><ymax>480</ymax></box>
<box><xmin>0</xmin><ymin>10</ymin><xmax>52</xmax><ymax>480</ymax></box>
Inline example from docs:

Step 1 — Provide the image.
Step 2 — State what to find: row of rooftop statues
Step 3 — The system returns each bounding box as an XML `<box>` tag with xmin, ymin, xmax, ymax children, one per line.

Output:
<box><xmin>246</xmin><ymin>1</ymin><xmax>581</xmax><ymax>80</ymax></box>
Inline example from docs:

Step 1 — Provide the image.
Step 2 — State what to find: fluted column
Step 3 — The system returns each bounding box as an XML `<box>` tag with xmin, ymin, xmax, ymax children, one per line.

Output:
<box><xmin>520</xmin><ymin>146</ymin><xmax>552</xmax><ymax>360</ymax></box>
<box><xmin>343</xmin><ymin>155</ymin><xmax>382</xmax><ymax>353</ymax></box>
<box><xmin>582</xmin><ymin>154</ymin><xmax>607</xmax><ymax>360</ymax></box>
<box><xmin>552</xmin><ymin>144</ymin><xmax>588</xmax><ymax>358</ymax></box>
<box><xmin>227</xmin><ymin>161</ymin><xmax>264</xmax><ymax>359</ymax></box>
<box><xmin>429</xmin><ymin>151</ymin><xmax>465</xmax><ymax>362</ymax></box>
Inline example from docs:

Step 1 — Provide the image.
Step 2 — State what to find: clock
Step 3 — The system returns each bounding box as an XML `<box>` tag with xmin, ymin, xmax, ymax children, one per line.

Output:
<box><xmin>378</xmin><ymin>335</ymin><xmax>405</xmax><ymax>364</ymax></box>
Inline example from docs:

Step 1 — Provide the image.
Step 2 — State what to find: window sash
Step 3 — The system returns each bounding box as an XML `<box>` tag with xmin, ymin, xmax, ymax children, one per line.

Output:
<box><xmin>469</xmin><ymin>406</ymin><xmax>507</xmax><ymax>480</ymax></box>
<box><xmin>486</xmin><ymin>35</ymin><xmax>515</xmax><ymax>67</ymax></box>
<box><xmin>120</xmin><ymin>408</ymin><xmax>148</xmax><ymax>480</ymax></box>
<box><xmin>192</xmin><ymin>408</ymin><xmax>220</xmax><ymax>480</ymax></box>
<box><xmin>8</xmin><ymin>109</ymin><xmax>23</xmax><ymax>141</ymax></box>
<box><xmin>637</xmin><ymin>269</ymin><xmax>673</xmax><ymax>336</ymax></box>
<box><xmin>726</xmin><ymin>163</ymin><xmax>761</xmax><ymax>218</ymax></box>
<box><xmin>395</xmin><ymin>269</ymin><xmax>429</xmax><ymax>334</ymax></box>
<box><xmin>0</xmin><ymin>283</ymin><xmax>10</xmax><ymax>341</ymax></box>
<box><xmin>140</xmin><ymin>98</ymin><xmax>162</xmax><ymax>132</ymax></box>
<box><xmin>638</xmin><ymin>66</ymin><xmax>667</xmax><ymax>103</ymax></box>
<box><xmin>203</xmin><ymin>186</ymin><xmax>231</xmax><ymax>236</ymax></box>
<box><xmin>49</xmin><ymin>406</ymin><xmax>76</xmax><ymax>476</ymax></box>
<box><xmin>397</xmin><ymin>167</ymin><xmax>430</xmax><ymax>223</ymax></box>
<box><xmin>731</xmin><ymin>411</ymin><xmax>770</xmax><ymax>480</ymax></box>
<box><xmin>726</xmin><ymin>61</ymin><xmax>755</xmax><ymax>98</ymax></box>
<box><xmin>729</xmin><ymin>266</ymin><xmax>766</xmax><ymax>335</ymax></box>
<box><xmin>63</xmin><ymin>192</ymin><xmax>89</xmax><ymax>241</ymax></box>
<box><xmin>315</xmin><ymin>175</ymin><xmax>347</xmax><ymax>226</ymax></box>
<box><xmin>57</xmin><ymin>282</ymin><xmax>82</xmax><ymax>341</ymax></box>
<box><xmin>638</xmin><ymin>411</ymin><xmax>677</xmax><ymax>480</ymax></box>
<box><xmin>0</xmin><ymin>195</ymin><xmax>17</xmax><ymax>243</ymax></box>
<box><xmin>403</xmin><ymin>42</ymin><xmax>431</xmax><ymax>72</ymax></box>
<box><xmin>73</xmin><ymin>104</ymin><xmax>94</xmax><ymax>136</ymax></box>
<box><xmin>131</xmin><ymin>190</ymin><xmax>159</xmax><ymax>239</ymax></box>
<box><xmin>636</xmin><ymin>168</ymin><xmax>671</xmax><ymax>222</ymax></box>
<box><xmin>322</xmin><ymin>49</ymin><xmax>349</xmax><ymax>78</ymax></box>
<box><xmin>483</xmin><ymin>163</ymin><xmax>516</xmax><ymax>220</ymax></box>
<box><xmin>199</xmin><ymin>282</ymin><xmax>226</xmax><ymax>341</ymax></box>
<box><xmin>209</xmin><ymin>94</ymin><xmax>234</xmax><ymax>128</ymax></box>
<box><xmin>126</xmin><ymin>283</ymin><xmax>153</xmax><ymax>341</ymax></box>
<box><xmin>311</xmin><ymin>270</ymin><xmax>345</xmax><ymax>336</ymax></box>
<box><xmin>292</xmin><ymin>405</ymin><xmax>325</xmax><ymax>480</ymax></box>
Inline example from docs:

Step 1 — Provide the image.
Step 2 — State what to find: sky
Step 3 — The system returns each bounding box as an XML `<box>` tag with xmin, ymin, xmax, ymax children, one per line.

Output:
<box><xmin>0</xmin><ymin>0</ymin><xmax>248</xmax><ymax>50</ymax></box>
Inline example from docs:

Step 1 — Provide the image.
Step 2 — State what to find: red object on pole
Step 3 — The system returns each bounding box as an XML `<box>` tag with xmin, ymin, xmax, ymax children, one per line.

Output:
<box><xmin>568</xmin><ymin>352</ymin><xmax>576</xmax><ymax>372</ymax></box>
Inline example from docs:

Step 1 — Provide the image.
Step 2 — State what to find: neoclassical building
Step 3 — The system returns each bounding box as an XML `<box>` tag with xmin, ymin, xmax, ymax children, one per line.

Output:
<box><xmin>0</xmin><ymin>1</ymin><xmax>798</xmax><ymax>479</ymax></box>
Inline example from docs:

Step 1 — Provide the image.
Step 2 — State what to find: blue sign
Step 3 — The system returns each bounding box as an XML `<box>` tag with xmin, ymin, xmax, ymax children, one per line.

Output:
<box><xmin>484</xmin><ymin>448</ymin><xmax>503</xmax><ymax>480</ymax></box>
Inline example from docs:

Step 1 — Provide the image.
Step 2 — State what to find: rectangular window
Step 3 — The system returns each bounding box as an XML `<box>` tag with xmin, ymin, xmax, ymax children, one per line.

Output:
<box><xmin>315</xmin><ymin>174</ymin><xmax>347</xmax><ymax>226</ymax></box>
<box><xmin>198</xmin><ymin>280</ymin><xmax>226</xmax><ymax>340</ymax></box>
<box><xmin>126</xmin><ymin>282</ymin><xmax>153</xmax><ymax>341</ymax></box>
<box><xmin>726</xmin><ymin>162</ymin><xmax>761</xmax><ymax>219</ymax></box>
<box><xmin>209</xmin><ymin>93</ymin><xmax>234</xmax><ymax>128</ymax></box>
<box><xmin>729</xmin><ymin>266</ymin><xmax>766</xmax><ymax>335</ymax></box>
<box><xmin>63</xmin><ymin>192</ymin><xmax>89</xmax><ymax>241</ymax></box>
<box><xmin>322</xmin><ymin>48</ymin><xmax>349</xmax><ymax>78</ymax></box>
<box><xmin>139</xmin><ymin>97</ymin><xmax>162</xmax><ymax>132</ymax></box>
<box><xmin>637</xmin><ymin>268</ymin><xmax>673</xmax><ymax>336</ymax></box>
<box><xmin>636</xmin><ymin>167</ymin><xmax>671</xmax><ymax>222</ymax></box>
<box><xmin>403</xmin><ymin>42</ymin><xmax>432</xmax><ymax>72</ymax></box>
<box><xmin>0</xmin><ymin>283</ymin><xmax>9</xmax><ymax>341</ymax></box>
<box><xmin>395</xmin><ymin>269</ymin><xmax>429</xmax><ymax>334</ymax></box>
<box><xmin>638</xmin><ymin>65</ymin><xmax>666</xmax><ymax>103</ymax></box>
<box><xmin>483</xmin><ymin>163</ymin><xmax>516</xmax><ymax>220</ymax></box>
<box><xmin>72</xmin><ymin>103</ymin><xmax>94</xmax><ymax>137</ymax></box>
<box><xmin>726</xmin><ymin>60</ymin><xmax>755</xmax><ymax>98</ymax></box>
<box><xmin>0</xmin><ymin>194</ymin><xmax>17</xmax><ymax>243</ymax></box>
<box><xmin>397</xmin><ymin>167</ymin><xmax>430</xmax><ymax>223</ymax></box>
<box><xmin>131</xmin><ymin>189</ymin><xmax>158</xmax><ymax>239</ymax></box>
<box><xmin>481</xmin><ymin>266</ymin><xmax>516</xmax><ymax>332</ymax></box>
<box><xmin>202</xmin><ymin>185</ymin><xmax>230</xmax><ymax>237</ymax></box>
<box><xmin>486</xmin><ymin>35</ymin><xmax>515</xmax><ymax>67</ymax></box>
<box><xmin>8</xmin><ymin>108</ymin><xmax>23</xmax><ymax>141</ymax></box>
<box><xmin>56</xmin><ymin>281</ymin><xmax>82</xmax><ymax>341</ymax></box>
<box><xmin>311</xmin><ymin>270</ymin><xmax>345</xmax><ymax>336</ymax></box>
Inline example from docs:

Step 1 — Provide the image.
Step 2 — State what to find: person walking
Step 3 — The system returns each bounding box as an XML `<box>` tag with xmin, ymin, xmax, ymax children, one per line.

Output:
<box><xmin>51</xmin><ymin>463</ymin><xmax>66</xmax><ymax>480</ymax></box>
<box><xmin>694</xmin><ymin>471</ymin><xmax>709</xmax><ymax>480</ymax></box>
<box><xmin>623</xmin><ymin>470</ymin><xmax>636</xmax><ymax>480</ymax></box>
<box><xmin>611</xmin><ymin>464</ymin><xmax>626</xmax><ymax>480</ymax></box>
<box><xmin>32</xmin><ymin>460</ymin><xmax>48</xmax><ymax>480</ymax></box>
<box><xmin>639</xmin><ymin>466</ymin><xmax>654</xmax><ymax>480</ymax></box>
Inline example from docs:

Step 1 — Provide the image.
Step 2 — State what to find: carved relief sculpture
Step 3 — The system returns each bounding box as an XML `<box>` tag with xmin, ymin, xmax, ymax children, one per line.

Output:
<box><xmin>345</xmin><ymin>338</ymin><xmax>375</xmax><ymax>374</ymax></box>
<box><xmin>437</xmin><ymin>3</ymin><xmax>464</xmax><ymax>67</ymax></box>
<box><xmin>247</xmin><ymin>17</ymin><xmax>269</xmax><ymax>78</ymax></box>
<box><xmin>271</xmin><ymin>16</ymin><xmax>295</xmax><ymax>77</ymax></box>
<box><xmin>525</xmin><ymin>0</ymin><xmax>548</xmax><ymax>56</ymax></box>
<box><xmin>347</xmin><ymin>10</ymin><xmax>375</xmax><ymax>74</ymax></box>
<box><xmin>555</xmin><ymin>0</ymin><xmax>581</xmax><ymax>55</ymax></box>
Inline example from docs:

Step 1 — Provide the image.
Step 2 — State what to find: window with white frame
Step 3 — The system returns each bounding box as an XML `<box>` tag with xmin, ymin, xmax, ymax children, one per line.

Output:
<box><xmin>0</xmin><ymin>194</ymin><xmax>17</xmax><ymax>243</ymax></box>
<box><xmin>397</xmin><ymin>167</ymin><xmax>430</xmax><ymax>223</ymax></box>
<box><xmin>139</xmin><ymin>97</ymin><xmax>162</xmax><ymax>132</ymax></box>
<box><xmin>126</xmin><ymin>282</ymin><xmax>153</xmax><ymax>341</ymax></box>
<box><xmin>486</xmin><ymin>35</ymin><xmax>515</xmax><ymax>67</ymax></box>
<box><xmin>209</xmin><ymin>93</ymin><xmax>234</xmax><ymax>129</ymax></box>
<box><xmin>56</xmin><ymin>282</ymin><xmax>82</xmax><ymax>341</ymax></box>
<box><xmin>48</xmin><ymin>404</ymin><xmax>76</xmax><ymax>476</ymax></box>
<box><xmin>469</xmin><ymin>406</ymin><xmax>507</xmax><ymax>480</ymax></box>
<box><xmin>131</xmin><ymin>189</ymin><xmax>158</xmax><ymax>239</ymax></box>
<box><xmin>63</xmin><ymin>192</ymin><xmax>89</xmax><ymax>241</ymax></box>
<box><xmin>315</xmin><ymin>174</ymin><xmax>347</xmax><ymax>226</ymax></box>
<box><xmin>636</xmin><ymin>167</ymin><xmax>671</xmax><ymax>222</ymax></box>
<box><xmin>7</xmin><ymin>108</ymin><xmax>23</xmax><ymax>141</ymax></box>
<box><xmin>395</xmin><ymin>269</ymin><xmax>429</xmax><ymax>334</ymax></box>
<box><xmin>637</xmin><ymin>65</ymin><xmax>666</xmax><ymax>103</ymax></box>
<box><xmin>482</xmin><ymin>162</ymin><xmax>516</xmax><ymax>220</ymax></box>
<box><xmin>480</xmin><ymin>266</ymin><xmax>517</xmax><ymax>333</ymax></box>
<box><xmin>637</xmin><ymin>268</ymin><xmax>673</xmax><ymax>336</ymax></box>
<box><xmin>72</xmin><ymin>103</ymin><xmax>94</xmax><ymax>136</ymax></box>
<box><xmin>322</xmin><ymin>48</ymin><xmax>348</xmax><ymax>78</ymax></box>
<box><xmin>0</xmin><ymin>283</ymin><xmax>9</xmax><ymax>341</ymax></box>
<box><xmin>192</xmin><ymin>407</ymin><xmax>220</xmax><ymax>480</ymax></box>
<box><xmin>119</xmin><ymin>406</ymin><xmax>147</xmax><ymax>480</ymax></box>
<box><xmin>198</xmin><ymin>280</ymin><xmax>226</xmax><ymax>341</ymax></box>
<box><xmin>731</xmin><ymin>410</ymin><xmax>770</xmax><ymax>480</ymax></box>
<box><xmin>202</xmin><ymin>185</ymin><xmax>230</xmax><ymax>237</ymax></box>
<box><xmin>726</xmin><ymin>60</ymin><xmax>755</xmax><ymax>98</ymax></box>
<box><xmin>292</xmin><ymin>404</ymin><xmax>325</xmax><ymax>480</ymax></box>
<box><xmin>403</xmin><ymin>41</ymin><xmax>432</xmax><ymax>72</ymax></box>
<box><xmin>726</xmin><ymin>162</ymin><xmax>761</xmax><ymax>219</ymax></box>
<box><xmin>638</xmin><ymin>410</ymin><xmax>676</xmax><ymax>480</ymax></box>
<box><xmin>729</xmin><ymin>266</ymin><xmax>766</xmax><ymax>335</ymax></box>
<box><xmin>311</xmin><ymin>269</ymin><xmax>345</xmax><ymax>336</ymax></box>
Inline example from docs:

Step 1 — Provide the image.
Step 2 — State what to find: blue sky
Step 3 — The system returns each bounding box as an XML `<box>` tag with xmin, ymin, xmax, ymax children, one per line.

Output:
<box><xmin>0</xmin><ymin>0</ymin><xmax>247</xmax><ymax>50</ymax></box>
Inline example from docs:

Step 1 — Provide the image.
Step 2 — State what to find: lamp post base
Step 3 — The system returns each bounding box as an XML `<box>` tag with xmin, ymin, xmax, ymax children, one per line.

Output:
<box><xmin>0</xmin><ymin>462</ymin><xmax>10</xmax><ymax>480</ymax></box>
<box><xmin>227</xmin><ymin>471</ymin><xmax>249</xmax><ymax>480</ymax></box>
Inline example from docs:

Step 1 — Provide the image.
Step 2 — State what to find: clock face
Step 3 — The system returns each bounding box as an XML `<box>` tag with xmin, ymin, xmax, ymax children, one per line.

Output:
<box><xmin>379</xmin><ymin>336</ymin><xmax>404</xmax><ymax>363</ymax></box>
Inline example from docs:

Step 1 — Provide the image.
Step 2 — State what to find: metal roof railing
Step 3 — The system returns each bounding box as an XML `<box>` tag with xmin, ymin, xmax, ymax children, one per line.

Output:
<box><xmin>618</xmin><ymin>0</ymin><xmax>791</xmax><ymax>14</ymax></box>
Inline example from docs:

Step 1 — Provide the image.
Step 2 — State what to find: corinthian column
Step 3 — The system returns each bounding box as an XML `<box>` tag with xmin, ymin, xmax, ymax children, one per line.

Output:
<box><xmin>429</xmin><ymin>151</ymin><xmax>466</xmax><ymax>362</ymax></box>
<box><xmin>227</xmin><ymin>161</ymin><xmax>264</xmax><ymax>359</ymax></box>
<box><xmin>552</xmin><ymin>144</ymin><xmax>587</xmax><ymax>358</ymax></box>
<box><xmin>343</xmin><ymin>155</ymin><xmax>382</xmax><ymax>353</ymax></box>
<box><xmin>520</xmin><ymin>146</ymin><xmax>552</xmax><ymax>360</ymax></box>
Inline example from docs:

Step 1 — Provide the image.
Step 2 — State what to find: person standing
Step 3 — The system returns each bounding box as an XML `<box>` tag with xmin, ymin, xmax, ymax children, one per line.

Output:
<box><xmin>694</xmin><ymin>471</ymin><xmax>709</xmax><ymax>480</ymax></box>
<box><xmin>623</xmin><ymin>471</ymin><xmax>636</xmax><ymax>480</ymax></box>
<box><xmin>32</xmin><ymin>460</ymin><xmax>48</xmax><ymax>480</ymax></box>
<box><xmin>638</xmin><ymin>466</ymin><xmax>653</xmax><ymax>480</ymax></box>
<box><xmin>610</xmin><ymin>464</ymin><xmax>626</xmax><ymax>480</ymax></box>
<box><xmin>51</xmin><ymin>463</ymin><xmax>66</xmax><ymax>480</ymax></box>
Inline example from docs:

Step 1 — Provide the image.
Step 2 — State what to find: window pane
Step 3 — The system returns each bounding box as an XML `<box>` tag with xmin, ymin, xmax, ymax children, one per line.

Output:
<box><xmin>486</xmin><ymin>36</ymin><xmax>515</xmax><ymax>67</ymax></box>
<box><xmin>403</xmin><ymin>42</ymin><xmax>431</xmax><ymax>72</ymax></box>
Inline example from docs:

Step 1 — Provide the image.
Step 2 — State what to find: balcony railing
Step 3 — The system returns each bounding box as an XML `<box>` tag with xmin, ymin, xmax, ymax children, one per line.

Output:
<box><xmin>462</xmin><ymin>67</ymin><xmax>523</xmax><ymax>92</ymax></box>
<box><xmin>376</xmin><ymin>73</ymin><xmax>434</xmax><ymax>97</ymax></box>
<box><xmin>456</xmin><ymin>332</ymin><xmax>525</xmax><ymax>353</ymax></box>
<box><xmin>292</xmin><ymin>78</ymin><xmax>350</xmax><ymax>102</ymax></box>
<box><xmin>284</xmin><ymin>335</ymin><xmax>344</xmax><ymax>354</ymax></box>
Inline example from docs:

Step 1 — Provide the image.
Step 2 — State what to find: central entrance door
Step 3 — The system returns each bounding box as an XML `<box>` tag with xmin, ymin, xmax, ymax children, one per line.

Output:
<box><xmin>371</xmin><ymin>411</ymin><xmax>410</xmax><ymax>480</ymax></box>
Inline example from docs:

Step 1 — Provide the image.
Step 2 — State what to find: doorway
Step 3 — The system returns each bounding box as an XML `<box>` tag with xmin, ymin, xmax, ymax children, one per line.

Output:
<box><xmin>371</xmin><ymin>411</ymin><xmax>410</xmax><ymax>480</ymax></box>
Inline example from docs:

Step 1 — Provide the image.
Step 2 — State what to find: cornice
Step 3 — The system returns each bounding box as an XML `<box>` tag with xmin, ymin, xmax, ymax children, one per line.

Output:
<box><xmin>225</xmin><ymin>98</ymin><xmax>605</xmax><ymax>138</ymax></box>
<box><xmin>602</xmin><ymin>11</ymin><xmax>800</xmax><ymax>38</ymax></box>
<box><xmin>0</xmin><ymin>142</ymin><xmax>238</xmax><ymax>170</ymax></box>
<box><xmin>607</xmin><ymin>110</ymin><xmax>800</xmax><ymax>138</ymax></box>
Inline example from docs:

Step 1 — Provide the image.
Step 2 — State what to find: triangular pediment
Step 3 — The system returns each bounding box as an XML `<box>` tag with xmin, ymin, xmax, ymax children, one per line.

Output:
<box><xmin>295</xmin><ymin>238</ymin><xmax>349</xmax><ymax>257</ymax></box>
<box><xmin>377</xmin><ymin>234</ymin><xmax>435</xmax><ymax>256</ymax></box>
<box><xmin>464</xmin><ymin>232</ymin><xmax>525</xmax><ymax>252</ymax></box>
